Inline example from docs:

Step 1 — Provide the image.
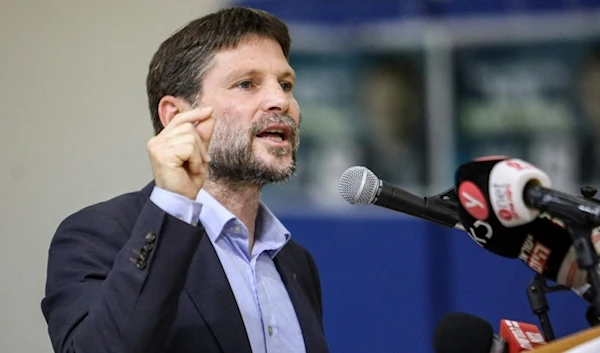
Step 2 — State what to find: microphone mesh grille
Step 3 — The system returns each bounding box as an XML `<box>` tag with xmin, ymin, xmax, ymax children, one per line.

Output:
<box><xmin>338</xmin><ymin>166</ymin><xmax>380</xmax><ymax>205</ymax></box>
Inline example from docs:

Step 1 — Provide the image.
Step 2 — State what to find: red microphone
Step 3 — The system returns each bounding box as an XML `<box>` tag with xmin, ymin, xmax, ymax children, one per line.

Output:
<box><xmin>499</xmin><ymin>319</ymin><xmax>547</xmax><ymax>352</ymax></box>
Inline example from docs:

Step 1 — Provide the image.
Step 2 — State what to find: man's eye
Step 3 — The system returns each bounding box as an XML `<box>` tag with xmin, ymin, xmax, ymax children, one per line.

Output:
<box><xmin>281</xmin><ymin>82</ymin><xmax>293</xmax><ymax>92</ymax></box>
<box><xmin>237</xmin><ymin>80</ymin><xmax>253</xmax><ymax>89</ymax></box>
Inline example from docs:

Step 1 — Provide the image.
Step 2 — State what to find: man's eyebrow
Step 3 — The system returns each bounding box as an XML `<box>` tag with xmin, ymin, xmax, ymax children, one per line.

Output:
<box><xmin>281</xmin><ymin>69</ymin><xmax>296</xmax><ymax>80</ymax></box>
<box><xmin>224</xmin><ymin>68</ymin><xmax>296</xmax><ymax>83</ymax></box>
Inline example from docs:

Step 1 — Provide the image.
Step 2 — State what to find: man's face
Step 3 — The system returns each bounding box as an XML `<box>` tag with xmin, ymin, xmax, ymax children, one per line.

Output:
<box><xmin>198</xmin><ymin>36</ymin><xmax>301</xmax><ymax>185</ymax></box>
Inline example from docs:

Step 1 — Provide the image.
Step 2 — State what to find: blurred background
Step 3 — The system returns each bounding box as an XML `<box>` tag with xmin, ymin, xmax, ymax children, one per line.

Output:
<box><xmin>3</xmin><ymin>0</ymin><xmax>600</xmax><ymax>352</ymax></box>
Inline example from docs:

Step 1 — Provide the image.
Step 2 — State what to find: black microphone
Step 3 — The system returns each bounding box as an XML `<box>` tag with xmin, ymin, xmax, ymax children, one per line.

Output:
<box><xmin>525</xmin><ymin>184</ymin><xmax>600</xmax><ymax>228</ymax></box>
<box><xmin>456</xmin><ymin>156</ymin><xmax>600</xmax><ymax>228</ymax></box>
<box><xmin>337</xmin><ymin>166</ymin><xmax>463</xmax><ymax>230</ymax></box>
<box><xmin>432</xmin><ymin>312</ymin><xmax>507</xmax><ymax>353</ymax></box>
<box><xmin>455</xmin><ymin>156</ymin><xmax>600</xmax><ymax>313</ymax></box>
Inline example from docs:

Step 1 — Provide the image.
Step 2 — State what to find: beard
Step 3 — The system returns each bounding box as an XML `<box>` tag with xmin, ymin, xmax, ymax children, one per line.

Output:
<box><xmin>207</xmin><ymin>109</ymin><xmax>300</xmax><ymax>187</ymax></box>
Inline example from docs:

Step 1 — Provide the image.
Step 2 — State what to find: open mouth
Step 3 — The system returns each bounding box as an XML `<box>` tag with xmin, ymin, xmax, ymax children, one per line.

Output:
<box><xmin>255</xmin><ymin>124</ymin><xmax>291</xmax><ymax>143</ymax></box>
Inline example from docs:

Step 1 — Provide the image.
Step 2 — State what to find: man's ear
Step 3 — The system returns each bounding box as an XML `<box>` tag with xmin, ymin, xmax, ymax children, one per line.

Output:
<box><xmin>157</xmin><ymin>96</ymin><xmax>192</xmax><ymax>128</ymax></box>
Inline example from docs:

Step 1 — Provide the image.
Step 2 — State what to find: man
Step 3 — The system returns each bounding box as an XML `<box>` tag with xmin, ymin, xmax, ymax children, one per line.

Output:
<box><xmin>41</xmin><ymin>7</ymin><xmax>329</xmax><ymax>353</ymax></box>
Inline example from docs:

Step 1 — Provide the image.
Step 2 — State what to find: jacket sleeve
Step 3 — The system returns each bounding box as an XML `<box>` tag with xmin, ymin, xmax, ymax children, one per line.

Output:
<box><xmin>41</xmin><ymin>197</ymin><xmax>204</xmax><ymax>353</ymax></box>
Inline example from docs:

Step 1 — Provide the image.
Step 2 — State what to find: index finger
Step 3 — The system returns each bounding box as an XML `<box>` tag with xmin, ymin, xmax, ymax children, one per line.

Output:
<box><xmin>166</xmin><ymin>106</ymin><xmax>214</xmax><ymax>130</ymax></box>
<box><xmin>195</xmin><ymin>115</ymin><xmax>216</xmax><ymax>147</ymax></box>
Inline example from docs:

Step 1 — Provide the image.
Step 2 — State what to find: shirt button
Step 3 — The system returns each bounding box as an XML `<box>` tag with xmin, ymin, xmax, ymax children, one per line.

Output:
<box><xmin>268</xmin><ymin>326</ymin><xmax>273</xmax><ymax>336</ymax></box>
<box><xmin>233</xmin><ymin>224</ymin><xmax>242</xmax><ymax>233</ymax></box>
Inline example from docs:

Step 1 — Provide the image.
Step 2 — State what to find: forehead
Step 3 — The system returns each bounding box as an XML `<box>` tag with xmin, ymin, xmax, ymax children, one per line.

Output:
<box><xmin>208</xmin><ymin>36</ymin><xmax>293</xmax><ymax>76</ymax></box>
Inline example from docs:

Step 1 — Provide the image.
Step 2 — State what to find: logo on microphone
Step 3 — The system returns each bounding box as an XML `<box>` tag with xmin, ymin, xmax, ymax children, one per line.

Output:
<box><xmin>458</xmin><ymin>181</ymin><xmax>489</xmax><ymax>221</ymax></box>
<box><xmin>488</xmin><ymin>158</ymin><xmax>548</xmax><ymax>227</ymax></box>
<box><xmin>518</xmin><ymin>235</ymin><xmax>551</xmax><ymax>273</ymax></box>
<box><xmin>500</xmin><ymin>319</ymin><xmax>547</xmax><ymax>351</ymax></box>
<box><xmin>505</xmin><ymin>160</ymin><xmax>533</xmax><ymax>171</ymax></box>
<box><xmin>490</xmin><ymin>183</ymin><xmax>519</xmax><ymax>222</ymax></box>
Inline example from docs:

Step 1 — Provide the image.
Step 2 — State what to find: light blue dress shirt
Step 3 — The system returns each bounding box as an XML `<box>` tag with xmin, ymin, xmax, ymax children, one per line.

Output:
<box><xmin>150</xmin><ymin>186</ymin><xmax>306</xmax><ymax>353</ymax></box>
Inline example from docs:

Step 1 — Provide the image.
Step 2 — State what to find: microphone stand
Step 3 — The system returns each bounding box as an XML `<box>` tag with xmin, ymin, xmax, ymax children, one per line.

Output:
<box><xmin>528</xmin><ymin>185</ymin><xmax>600</xmax><ymax>316</ymax></box>
<box><xmin>564</xmin><ymin>222</ymin><xmax>600</xmax><ymax>316</ymax></box>
<box><xmin>564</xmin><ymin>186</ymin><xmax>600</xmax><ymax>317</ymax></box>
<box><xmin>579</xmin><ymin>187</ymin><xmax>600</xmax><ymax>329</ymax></box>
<box><xmin>526</xmin><ymin>274</ymin><xmax>570</xmax><ymax>342</ymax></box>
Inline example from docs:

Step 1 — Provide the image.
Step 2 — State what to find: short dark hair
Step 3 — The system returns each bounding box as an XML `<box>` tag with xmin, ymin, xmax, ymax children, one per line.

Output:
<box><xmin>146</xmin><ymin>7</ymin><xmax>291</xmax><ymax>135</ymax></box>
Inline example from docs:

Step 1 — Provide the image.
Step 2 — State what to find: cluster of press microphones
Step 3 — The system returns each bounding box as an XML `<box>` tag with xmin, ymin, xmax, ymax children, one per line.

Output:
<box><xmin>338</xmin><ymin>156</ymin><xmax>600</xmax><ymax>352</ymax></box>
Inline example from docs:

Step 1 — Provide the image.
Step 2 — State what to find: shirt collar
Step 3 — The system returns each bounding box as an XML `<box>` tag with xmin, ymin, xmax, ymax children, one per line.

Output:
<box><xmin>197</xmin><ymin>189</ymin><xmax>291</xmax><ymax>258</ymax></box>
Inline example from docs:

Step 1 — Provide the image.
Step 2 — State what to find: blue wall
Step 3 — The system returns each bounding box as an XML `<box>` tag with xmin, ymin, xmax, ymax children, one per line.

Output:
<box><xmin>282</xmin><ymin>214</ymin><xmax>590</xmax><ymax>353</ymax></box>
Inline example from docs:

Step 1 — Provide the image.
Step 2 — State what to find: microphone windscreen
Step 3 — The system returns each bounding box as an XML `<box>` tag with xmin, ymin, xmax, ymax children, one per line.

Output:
<box><xmin>338</xmin><ymin>166</ymin><xmax>379</xmax><ymax>204</ymax></box>
<box><xmin>432</xmin><ymin>312</ymin><xmax>495</xmax><ymax>353</ymax></box>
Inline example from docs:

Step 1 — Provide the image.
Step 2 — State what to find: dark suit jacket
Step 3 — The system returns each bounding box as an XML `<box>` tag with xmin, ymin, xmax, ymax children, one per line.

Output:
<box><xmin>41</xmin><ymin>182</ymin><xmax>329</xmax><ymax>353</ymax></box>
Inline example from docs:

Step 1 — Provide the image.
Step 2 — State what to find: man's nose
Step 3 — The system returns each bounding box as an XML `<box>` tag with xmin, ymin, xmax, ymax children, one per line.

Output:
<box><xmin>261</xmin><ymin>81</ymin><xmax>290</xmax><ymax>113</ymax></box>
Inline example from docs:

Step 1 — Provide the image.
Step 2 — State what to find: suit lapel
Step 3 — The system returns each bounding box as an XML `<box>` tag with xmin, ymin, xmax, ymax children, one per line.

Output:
<box><xmin>274</xmin><ymin>250</ymin><xmax>328</xmax><ymax>353</ymax></box>
<box><xmin>184</xmin><ymin>233</ymin><xmax>252</xmax><ymax>353</ymax></box>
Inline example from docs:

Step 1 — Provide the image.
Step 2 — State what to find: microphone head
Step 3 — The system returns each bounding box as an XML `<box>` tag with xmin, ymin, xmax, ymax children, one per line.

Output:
<box><xmin>338</xmin><ymin>166</ymin><xmax>380</xmax><ymax>205</ymax></box>
<box><xmin>432</xmin><ymin>312</ymin><xmax>496</xmax><ymax>353</ymax></box>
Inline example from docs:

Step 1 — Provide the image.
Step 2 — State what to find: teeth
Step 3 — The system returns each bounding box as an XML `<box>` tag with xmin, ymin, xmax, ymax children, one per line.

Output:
<box><xmin>257</xmin><ymin>127</ymin><xmax>286</xmax><ymax>141</ymax></box>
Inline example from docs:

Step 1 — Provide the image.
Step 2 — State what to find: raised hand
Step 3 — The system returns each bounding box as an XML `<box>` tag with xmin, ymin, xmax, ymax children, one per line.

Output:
<box><xmin>147</xmin><ymin>106</ymin><xmax>216</xmax><ymax>200</ymax></box>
